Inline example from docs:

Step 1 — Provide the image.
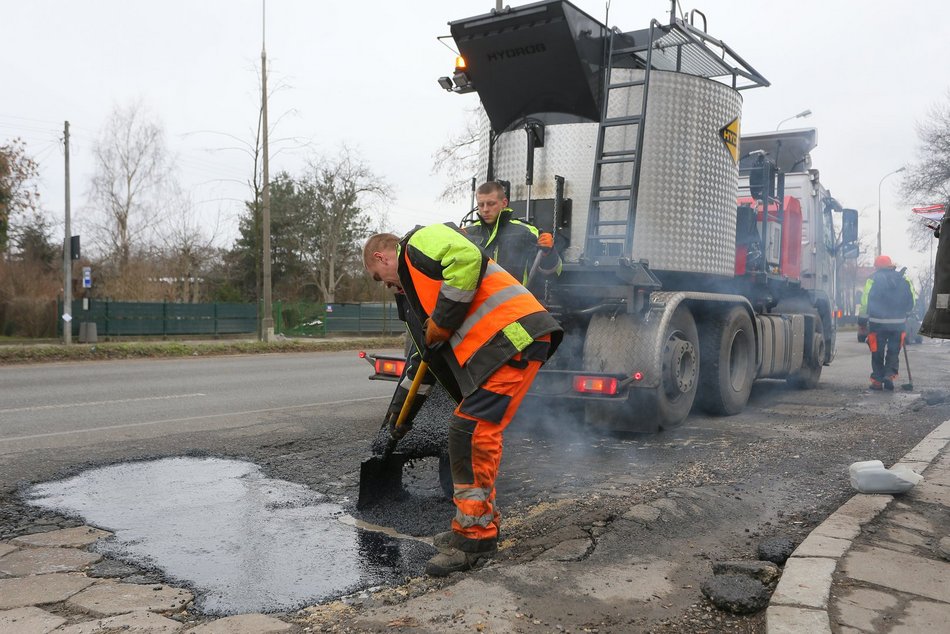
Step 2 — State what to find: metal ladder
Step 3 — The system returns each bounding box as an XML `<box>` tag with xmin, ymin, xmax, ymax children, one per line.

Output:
<box><xmin>584</xmin><ymin>21</ymin><xmax>659</xmax><ymax>263</ymax></box>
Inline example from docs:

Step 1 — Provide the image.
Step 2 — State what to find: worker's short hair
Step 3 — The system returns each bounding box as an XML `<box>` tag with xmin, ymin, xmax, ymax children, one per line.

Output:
<box><xmin>362</xmin><ymin>233</ymin><xmax>400</xmax><ymax>270</ymax></box>
<box><xmin>476</xmin><ymin>181</ymin><xmax>507</xmax><ymax>199</ymax></box>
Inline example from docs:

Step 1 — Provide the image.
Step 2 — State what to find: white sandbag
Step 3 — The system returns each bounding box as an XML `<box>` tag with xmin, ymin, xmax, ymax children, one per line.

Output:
<box><xmin>849</xmin><ymin>460</ymin><xmax>923</xmax><ymax>494</ymax></box>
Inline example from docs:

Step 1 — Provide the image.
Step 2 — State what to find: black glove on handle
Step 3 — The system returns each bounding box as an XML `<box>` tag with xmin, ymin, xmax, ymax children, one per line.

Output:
<box><xmin>384</xmin><ymin>384</ymin><xmax>428</xmax><ymax>442</ymax></box>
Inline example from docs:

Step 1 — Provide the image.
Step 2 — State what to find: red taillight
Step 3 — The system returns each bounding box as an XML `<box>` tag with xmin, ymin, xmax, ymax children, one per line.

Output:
<box><xmin>573</xmin><ymin>376</ymin><xmax>619</xmax><ymax>395</ymax></box>
<box><xmin>358</xmin><ymin>351</ymin><xmax>367</xmax><ymax>359</ymax></box>
<box><xmin>633</xmin><ymin>371</ymin><xmax>644</xmax><ymax>381</ymax></box>
<box><xmin>375</xmin><ymin>359</ymin><xmax>406</xmax><ymax>377</ymax></box>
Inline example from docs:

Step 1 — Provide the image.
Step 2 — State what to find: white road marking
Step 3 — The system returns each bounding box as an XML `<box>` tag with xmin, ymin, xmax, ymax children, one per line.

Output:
<box><xmin>0</xmin><ymin>393</ymin><xmax>207</xmax><ymax>414</ymax></box>
<box><xmin>0</xmin><ymin>395</ymin><xmax>389</xmax><ymax>443</ymax></box>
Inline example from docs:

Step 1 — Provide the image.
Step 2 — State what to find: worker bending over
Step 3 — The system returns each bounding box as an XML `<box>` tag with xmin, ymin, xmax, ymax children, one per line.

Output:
<box><xmin>465</xmin><ymin>181</ymin><xmax>561</xmax><ymax>290</ymax></box>
<box><xmin>363</xmin><ymin>224</ymin><xmax>562</xmax><ymax>576</ymax></box>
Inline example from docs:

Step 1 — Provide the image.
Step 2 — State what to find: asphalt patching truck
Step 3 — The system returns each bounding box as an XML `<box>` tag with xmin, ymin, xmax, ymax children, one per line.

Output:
<box><xmin>378</xmin><ymin>0</ymin><xmax>859</xmax><ymax>433</ymax></box>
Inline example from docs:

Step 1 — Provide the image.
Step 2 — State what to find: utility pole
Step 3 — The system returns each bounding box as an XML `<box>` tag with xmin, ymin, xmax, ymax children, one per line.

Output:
<box><xmin>62</xmin><ymin>121</ymin><xmax>72</xmax><ymax>345</ymax></box>
<box><xmin>260</xmin><ymin>0</ymin><xmax>275</xmax><ymax>341</ymax></box>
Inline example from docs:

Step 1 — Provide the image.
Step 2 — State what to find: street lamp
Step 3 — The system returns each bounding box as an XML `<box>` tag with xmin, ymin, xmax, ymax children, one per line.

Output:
<box><xmin>876</xmin><ymin>167</ymin><xmax>906</xmax><ymax>257</ymax></box>
<box><xmin>775</xmin><ymin>109</ymin><xmax>812</xmax><ymax>130</ymax></box>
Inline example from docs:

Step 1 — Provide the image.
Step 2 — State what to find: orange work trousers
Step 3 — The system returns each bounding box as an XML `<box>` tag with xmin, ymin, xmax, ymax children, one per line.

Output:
<box><xmin>448</xmin><ymin>352</ymin><xmax>543</xmax><ymax>541</ymax></box>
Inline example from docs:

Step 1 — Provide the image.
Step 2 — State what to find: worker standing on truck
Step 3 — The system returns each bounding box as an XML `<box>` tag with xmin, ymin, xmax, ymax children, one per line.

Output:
<box><xmin>465</xmin><ymin>181</ymin><xmax>562</xmax><ymax>291</ymax></box>
<box><xmin>363</xmin><ymin>224</ymin><xmax>562</xmax><ymax>576</ymax></box>
<box><xmin>860</xmin><ymin>255</ymin><xmax>915</xmax><ymax>391</ymax></box>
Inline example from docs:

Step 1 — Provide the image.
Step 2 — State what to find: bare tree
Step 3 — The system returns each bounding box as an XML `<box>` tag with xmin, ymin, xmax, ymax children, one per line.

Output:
<box><xmin>298</xmin><ymin>148</ymin><xmax>389</xmax><ymax>303</ymax></box>
<box><xmin>156</xmin><ymin>189</ymin><xmax>221</xmax><ymax>302</ymax></box>
<box><xmin>902</xmin><ymin>91</ymin><xmax>950</xmax><ymax>252</ymax></box>
<box><xmin>88</xmin><ymin>101</ymin><xmax>173</xmax><ymax>272</ymax></box>
<box><xmin>0</xmin><ymin>138</ymin><xmax>42</xmax><ymax>254</ymax></box>
<box><xmin>431</xmin><ymin>107</ymin><xmax>483</xmax><ymax>203</ymax></box>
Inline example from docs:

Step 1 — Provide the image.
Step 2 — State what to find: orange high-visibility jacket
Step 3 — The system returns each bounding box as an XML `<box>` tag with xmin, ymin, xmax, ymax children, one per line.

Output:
<box><xmin>397</xmin><ymin>223</ymin><xmax>562</xmax><ymax>395</ymax></box>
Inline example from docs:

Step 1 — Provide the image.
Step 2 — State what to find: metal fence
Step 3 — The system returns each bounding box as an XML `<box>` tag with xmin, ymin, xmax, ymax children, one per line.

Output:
<box><xmin>58</xmin><ymin>299</ymin><xmax>258</xmax><ymax>338</ymax></box>
<box><xmin>55</xmin><ymin>299</ymin><xmax>402</xmax><ymax>338</ymax></box>
<box><xmin>320</xmin><ymin>302</ymin><xmax>401</xmax><ymax>336</ymax></box>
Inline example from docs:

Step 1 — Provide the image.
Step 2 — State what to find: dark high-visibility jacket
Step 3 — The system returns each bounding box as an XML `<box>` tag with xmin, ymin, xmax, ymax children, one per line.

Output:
<box><xmin>466</xmin><ymin>209</ymin><xmax>561</xmax><ymax>286</ymax></box>
<box><xmin>862</xmin><ymin>268</ymin><xmax>914</xmax><ymax>327</ymax></box>
<box><xmin>397</xmin><ymin>223</ymin><xmax>562</xmax><ymax>396</ymax></box>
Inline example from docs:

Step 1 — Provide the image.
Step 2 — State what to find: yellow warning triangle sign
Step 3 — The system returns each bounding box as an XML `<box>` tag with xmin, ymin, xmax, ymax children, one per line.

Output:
<box><xmin>720</xmin><ymin>117</ymin><xmax>740</xmax><ymax>164</ymax></box>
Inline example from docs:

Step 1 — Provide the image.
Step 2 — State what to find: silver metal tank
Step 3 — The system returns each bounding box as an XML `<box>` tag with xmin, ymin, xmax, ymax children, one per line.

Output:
<box><xmin>481</xmin><ymin>69</ymin><xmax>743</xmax><ymax>277</ymax></box>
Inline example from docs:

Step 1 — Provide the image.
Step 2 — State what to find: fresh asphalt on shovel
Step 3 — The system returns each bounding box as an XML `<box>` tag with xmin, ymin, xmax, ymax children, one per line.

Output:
<box><xmin>357</xmin><ymin>358</ymin><xmax>431</xmax><ymax>509</ymax></box>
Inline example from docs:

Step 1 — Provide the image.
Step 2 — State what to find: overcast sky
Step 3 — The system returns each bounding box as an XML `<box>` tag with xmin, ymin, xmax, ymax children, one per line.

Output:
<box><xmin>4</xmin><ymin>0</ymin><xmax>949</xmax><ymax>282</ymax></box>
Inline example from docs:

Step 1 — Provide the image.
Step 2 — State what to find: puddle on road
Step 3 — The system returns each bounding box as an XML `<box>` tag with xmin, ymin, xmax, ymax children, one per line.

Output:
<box><xmin>25</xmin><ymin>457</ymin><xmax>433</xmax><ymax>615</ymax></box>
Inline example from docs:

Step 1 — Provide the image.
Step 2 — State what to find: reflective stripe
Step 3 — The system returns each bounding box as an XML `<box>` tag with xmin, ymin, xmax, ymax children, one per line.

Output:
<box><xmin>869</xmin><ymin>317</ymin><xmax>907</xmax><ymax>324</ymax></box>
<box><xmin>454</xmin><ymin>283</ymin><xmax>530</xmax><ymax>343</ymax></box>
<box><xmin>454</xmin><ymin>508</ymin><xmax>494</xmax><ymax>528</ymax></box>
<box><xmin>453</xmin><ymin>486</ymin><xmax>491</xmax><ymax>501</ymax></box>
<box><xmin>485</xmin><ymin>261</ymin><xmax>506</xmax><ymax>276</ymax></box>
<box><xmin>440</xmin><ymin>281</ymin><xmax>476</xmax><ymax>303</ymax></box>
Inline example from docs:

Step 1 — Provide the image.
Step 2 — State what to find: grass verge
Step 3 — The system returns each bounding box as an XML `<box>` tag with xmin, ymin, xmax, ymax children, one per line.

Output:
<box><xmin>0</xmin><ymin>337</ymin><xmax>404</xmax><ymax>365</ymax></box>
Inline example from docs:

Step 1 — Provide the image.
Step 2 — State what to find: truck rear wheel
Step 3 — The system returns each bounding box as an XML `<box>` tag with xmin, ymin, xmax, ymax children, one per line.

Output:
<box><xmin>787</xmin><ymin>315</ymin><xmax>824</xmax><ymax>389</ymax></box>
<box><xmin>696</xmin><ymin>306</ymin><xmax>755</xmax><ymax>415</ymax></box>
<box><xmin>583</xmin><ymin>306</ymin><xmax>699</xmax><ymax>431</ymax></box>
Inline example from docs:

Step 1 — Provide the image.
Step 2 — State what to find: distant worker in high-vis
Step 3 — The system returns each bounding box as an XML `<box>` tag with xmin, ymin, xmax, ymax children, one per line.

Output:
<box><xmin>859</xmin><ymin>255</ymin><xmax>915</xmax><ymax>390</ymax></box>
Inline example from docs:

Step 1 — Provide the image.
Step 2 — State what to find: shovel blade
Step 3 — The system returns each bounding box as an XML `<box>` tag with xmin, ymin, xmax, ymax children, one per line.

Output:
<box><xmin>357</xmin><ymin>452</ymin><xmax>410</xmax><ymax>509</ymax></box>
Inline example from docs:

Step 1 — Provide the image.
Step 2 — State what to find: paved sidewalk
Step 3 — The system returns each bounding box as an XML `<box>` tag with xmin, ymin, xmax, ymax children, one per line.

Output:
<box><xmin>0</xmin><ymin>527</ymin><xmax>293</xmax><ymax>633</ymax></box>
<box><xmin>766</xmin><ymin>418</ymin><xmax>950</xmax><ymax>633</ymax></box>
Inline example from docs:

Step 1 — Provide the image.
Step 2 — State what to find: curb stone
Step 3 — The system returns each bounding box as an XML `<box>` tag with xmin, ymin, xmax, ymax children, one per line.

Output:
<box><xmin>765</xmin><ymin>417</ymin><xmax>950</xmax><ymax>632</ymax></box>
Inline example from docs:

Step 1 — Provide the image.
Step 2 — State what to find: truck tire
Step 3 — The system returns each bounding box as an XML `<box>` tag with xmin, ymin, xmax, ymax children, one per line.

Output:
<box><xmin>787</xmin><ymin>315</ymin><xmax>824</xmax><ymax>389</ymax></box>
<box><xmin>583</xmin><ymin>305</ymin><xmax>699</xmax><ymax>431</ymax></box>
<box><xmin>696</xmin><ymin>306</ymin><xmax>755</xmax><ymax>415</ymax></box>
<box><xmin>857</xmin><ymin>331</ymin><xmax>867</xmax><ymax>344</ymax></box>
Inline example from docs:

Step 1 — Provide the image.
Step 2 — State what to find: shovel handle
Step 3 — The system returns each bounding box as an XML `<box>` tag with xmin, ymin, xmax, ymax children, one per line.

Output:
<box><xmin>525</xmin><ymin>249</ymin><xmax>544</xmax><ymax>287</ymax></box>
<box><xmin>394</xmin><ymin>359</ymin><xmax>429</xmax><ymax>431</ymax></box>
<box><xmin>902</xmin><ymin>341</ymin><xmax>913</xmax><ymax>385</ymax></box>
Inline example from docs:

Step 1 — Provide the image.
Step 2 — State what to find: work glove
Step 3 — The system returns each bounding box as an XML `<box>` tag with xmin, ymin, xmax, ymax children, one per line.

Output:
<box><xmin>537</xmin><ymin>232</ymin><xmax>554</xmax><ymax>252</ymax></box>
<box><xmin>425</xmin><ymin>318</ymin><xmax>453</xmax><ymax>346</ymax></box>
<box><xmin>384</xmin><ymin>386</ymin><xmax>414</xmax><ymax>441</ymax></box>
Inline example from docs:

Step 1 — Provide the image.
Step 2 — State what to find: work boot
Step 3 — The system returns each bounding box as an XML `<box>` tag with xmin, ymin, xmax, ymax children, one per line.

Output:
<box><xmin>425</xmin><ymin>547</ymin><xmax>495</xmax><ymax>577</ymax></box>
<box><xmin>883</xmin><ymin>375</ymin><xmax>897</xmax><ymax>391</ymax></box>
<box><xmin>868</xmin><ymin>379</ymin><xmax>883</xmax><ymax>391</ymax></box>
<box><xmin>432</xmin><ymin>530</ymin><xmax>498</xmax><ymax>554</ymax></box>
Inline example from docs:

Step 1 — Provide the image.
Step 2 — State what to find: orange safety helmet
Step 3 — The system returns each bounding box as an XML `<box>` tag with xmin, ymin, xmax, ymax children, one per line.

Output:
<box><xmin>874</xmin><ymin>254</ymin><xmax>895</xmax><ymax>269</ymax></box>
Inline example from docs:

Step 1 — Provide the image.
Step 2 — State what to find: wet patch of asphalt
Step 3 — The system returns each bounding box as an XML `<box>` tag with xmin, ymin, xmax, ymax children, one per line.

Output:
<box><xmin>23</xmin><ymin>457</ymin><xmax>435</xmax><ymax>615</ymax></box>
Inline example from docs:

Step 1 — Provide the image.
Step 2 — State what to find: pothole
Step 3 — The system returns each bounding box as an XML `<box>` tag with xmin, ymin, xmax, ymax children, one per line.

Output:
<box><xmin>25</xmin><ymin>456</ymin><xmax>433</xmax><ymax>615</ymax></box>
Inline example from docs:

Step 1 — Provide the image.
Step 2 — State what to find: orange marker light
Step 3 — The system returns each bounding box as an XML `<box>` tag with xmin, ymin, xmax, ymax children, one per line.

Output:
<box><xmin>455</xmin><ymin>55</ymin><xmax>467</xmax><ymax>70</ymax></box>
<box><xmin>573</xmin><ymin>376</ymin><xmax>619</xmax><ymax>395</ymax></box>
<box><xmin>375</xmin><ymin>359</ymin><xmax>406</xmax><ymax>377</ymax></box>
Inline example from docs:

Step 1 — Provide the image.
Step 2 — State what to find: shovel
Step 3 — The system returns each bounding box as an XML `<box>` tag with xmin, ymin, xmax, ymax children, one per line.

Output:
<box><xmin>357</xmin><ymin>356</ymin><xmax>431</xmax><ymax>509</ymax></box>
<box><xmin>525</xmin><ymin>249</ymin><xmax>544</xmax><ymax>287</ymax></box>
<box><xmin>901</xmin><ymin>342</ymin><xmax>914</xmax><ymax>391</ymax></box>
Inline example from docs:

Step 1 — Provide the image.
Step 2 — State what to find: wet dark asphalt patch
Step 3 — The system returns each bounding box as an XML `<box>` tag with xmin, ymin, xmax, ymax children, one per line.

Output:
<box><xmin>25</xmin><ymin>457</ymin><xmax>434</xmax><ymax>615</ymax></box>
